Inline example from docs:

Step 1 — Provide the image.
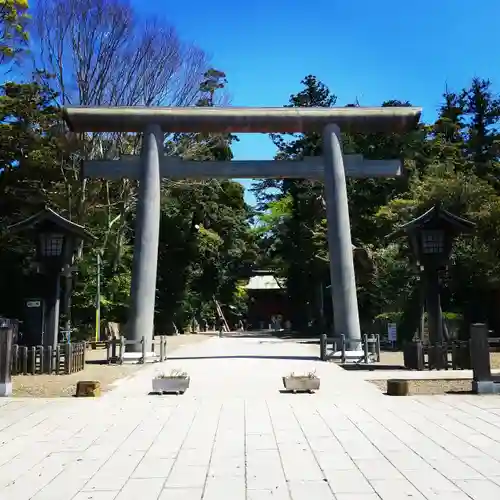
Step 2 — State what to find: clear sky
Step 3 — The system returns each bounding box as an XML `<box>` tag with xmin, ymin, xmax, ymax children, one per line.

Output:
<box><xmin>109</xmin><ymin>1</ymin><xmax>500</xmax><ymax>203</ymax></box>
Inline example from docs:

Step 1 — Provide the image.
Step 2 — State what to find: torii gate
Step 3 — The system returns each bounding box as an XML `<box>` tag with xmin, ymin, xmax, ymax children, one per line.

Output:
<box><xmin>63</xmin><ymin>106</ymin><xmax>421</xmax><ymax>358</ymax></box>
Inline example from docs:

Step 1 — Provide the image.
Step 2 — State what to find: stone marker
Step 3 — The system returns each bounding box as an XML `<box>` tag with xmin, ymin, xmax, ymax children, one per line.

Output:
<box><xmin>387</xmin><ymin>379</ymin><xmax>409</xmax><ymax>396</ymax></box>
<box><xmin>0</xmin><ymin>319</ymin><xmax>13</xmax><ymax>397</ymax></box>
<box><xmin>75</xmin><ymin>380</ymin><xmax>101</xmax><ymax>397</ymax></box>
<box><xmin>469</xmin><ymin>323</ymin><xmax>499</xmax><ymax>394</ymax></box>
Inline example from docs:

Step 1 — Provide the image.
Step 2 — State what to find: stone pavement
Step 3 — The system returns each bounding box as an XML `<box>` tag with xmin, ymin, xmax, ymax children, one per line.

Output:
<box><xmin>1</xmin><ymin>337</ymin><xmax>500</xmax><ymax>499</ymax></box>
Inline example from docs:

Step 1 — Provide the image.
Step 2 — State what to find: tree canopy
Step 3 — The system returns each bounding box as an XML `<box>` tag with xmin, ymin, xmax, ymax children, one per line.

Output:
<box><xmin>253</xmin><ymin>75</ymin><xmax>500</xmax><ymax>338</ymax></box>
<box><xmin>1</xmin><ymin>0</ymin><xmax>500</xmax><ymax>341</ymax></box>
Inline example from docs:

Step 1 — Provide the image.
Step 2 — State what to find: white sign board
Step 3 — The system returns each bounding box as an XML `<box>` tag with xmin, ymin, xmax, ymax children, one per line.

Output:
<box><xmin>387</xmin><ymin>323</ymin><xmax>397</xmax><ymax>342</ymax></box>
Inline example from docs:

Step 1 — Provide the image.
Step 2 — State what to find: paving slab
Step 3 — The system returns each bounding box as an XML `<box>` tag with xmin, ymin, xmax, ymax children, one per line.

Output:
<box><xmin>0</xmin><ymin>336</ymin><xmax>500</xmax><ymax>499</ymax></box>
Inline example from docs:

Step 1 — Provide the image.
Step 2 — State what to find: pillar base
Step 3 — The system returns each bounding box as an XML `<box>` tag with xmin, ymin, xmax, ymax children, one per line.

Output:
<box><xmin>0</xmin><ymin>382</ymin><xmax>12</xmax><ymax>397</ymax></box>
<box><xmin>122</xmin><ymin>351</ymin><xmax>159</xmax><ymax>364</ymax></box>
<box><xmin>332</xmin><ymin>349</ymin><xmax>369</xmax><ymax>363</ymax></box>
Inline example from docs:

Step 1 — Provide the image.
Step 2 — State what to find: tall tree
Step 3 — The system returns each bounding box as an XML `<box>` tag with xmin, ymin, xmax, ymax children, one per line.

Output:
<box><xmin>156</xmin><ymin>69</ymin><xmax>255</xmax><ymax>331</ymax></box>
<box><xmin>253</xmin><ymin>75</ymin><xmax>336</xmax><ymax>331</ymax></box>
<box><xmin>30</xmin><ymin>0</ymin><xmax>213</xmax><ymax>312</ymax></box>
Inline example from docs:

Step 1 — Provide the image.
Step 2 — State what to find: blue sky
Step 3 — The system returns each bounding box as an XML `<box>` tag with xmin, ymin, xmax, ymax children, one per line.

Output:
<box><xmin>46</xmin><ymin>1</ymin><xmax>500</xmax><ymax>205</ymax></box>
<box><xmin>131</xmin><ymin>0</ymin><xmax>500</xmax><ymax>204</ymax></box>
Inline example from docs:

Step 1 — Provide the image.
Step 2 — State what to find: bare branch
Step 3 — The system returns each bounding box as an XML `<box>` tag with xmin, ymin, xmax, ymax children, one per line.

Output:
<box><xmin>31</xmin><ymin>0</ymin><xmax>213</xmax><ymax>261</ymax></box>
<box><xmin>32</xmin><ymin>0</ymin><xmax>209</xmax><ymax>109</ymax></box>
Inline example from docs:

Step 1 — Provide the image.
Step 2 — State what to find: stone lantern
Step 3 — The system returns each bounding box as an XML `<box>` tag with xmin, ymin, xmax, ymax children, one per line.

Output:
<box><xmin>8</xmin><ymin>207</ymin><xmax>95</xmax><ymax>348</ymax></box>
<box><xmin>388</xmin><ymin>203</ymin><xmax>475</xmax><ymax>346</ymax></box>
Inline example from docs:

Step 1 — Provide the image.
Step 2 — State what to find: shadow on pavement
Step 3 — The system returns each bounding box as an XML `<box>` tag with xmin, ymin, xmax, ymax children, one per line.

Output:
<box><xmin>85</xmin><ymin>360</ymin><xmax>109</xmax><ymax>365</ymax></box>
<box><xmin>341</xmin><ymin>364</ymin><xmax>406</xmax><ymax>371</ymax></box>
<box><xmin>167</xmin><ymin>355</ymin><xmax>321</xmax><ymax>361</ymax></box>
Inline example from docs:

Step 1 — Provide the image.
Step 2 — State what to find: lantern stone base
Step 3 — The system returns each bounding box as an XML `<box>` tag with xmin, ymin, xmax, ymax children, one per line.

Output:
<box><xmin>0</xmin><ymin>382</ymin><xmax>12</xmax><ymax>397</ymax></box>
<box><xmin>122</xmin><ymin>351</ymin><xmax>159</xmax><ymax>364</ymax></box>
<box><xmin>472</xmin><ymin>380</ymin><xmax>500</xmax><ymax>394</ymax></box>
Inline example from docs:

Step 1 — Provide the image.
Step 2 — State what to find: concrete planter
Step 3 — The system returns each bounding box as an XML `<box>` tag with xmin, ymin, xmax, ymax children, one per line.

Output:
<box><xmin>282</xmin><ymin>375</ymin><xmax>320</xmax><ymax>393</ymax></box>
<box><xmin>152</xmin><ymin>376</ymin><xmax>190</xmax><ymax>395</ymax></box>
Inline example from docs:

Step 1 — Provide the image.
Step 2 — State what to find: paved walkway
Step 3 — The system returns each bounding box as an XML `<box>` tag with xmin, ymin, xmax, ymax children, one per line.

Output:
<box><xmin>1</xmin><ymin>337</ymin><xmax>500</xmax><ymax>500</ymax></box>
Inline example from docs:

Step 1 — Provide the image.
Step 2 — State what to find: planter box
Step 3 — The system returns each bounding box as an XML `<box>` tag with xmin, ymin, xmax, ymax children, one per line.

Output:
<box><xmin>282</xmin><ymin>376</ymin><xmax>320</xmax><ymax>393</ymax></box>
<box><xmin>152</xmin><ymin>376</ymin><xmax>190</xmax><ymax>394</ymax></box>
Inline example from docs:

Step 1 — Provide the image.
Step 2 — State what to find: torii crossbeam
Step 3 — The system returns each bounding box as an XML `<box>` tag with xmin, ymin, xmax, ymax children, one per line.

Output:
<box><xmin>63</xmin><ymin>106</ymin><xmax>421</xmax><ymax>358</ymax></box>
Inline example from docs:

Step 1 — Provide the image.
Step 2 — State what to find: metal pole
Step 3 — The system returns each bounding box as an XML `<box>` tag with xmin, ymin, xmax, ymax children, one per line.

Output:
<box><xmin>318</xmin><ymin>281</ymin><xmax>325</xmax><ymax>332</ymax></box>
<box><xmin>322</xmin><ymin>123</ymin><xmax>362</xmax><ymax>347</ymax></box>
<box><xmin>47</xmin><ymin>272</ymin><xmax>61</xmax><ymax>350</ymax></box>
<box><xmin>126</xmin><ymin>124</ymin><xmax>162</xmax><ymax>353</ymax></box>
<box><xmin>95</xmin><ymin>253</ymin><xmax>101</xmax><ymax>342</ymax></box>
<box><xmin>64</xmin><ymin>274</ymin><xmax>72</xmax><ymax>343</ymax></box>
<box><xmin>426</xmin><ymin>268</ymin><xmax>442</xmax><ymax>343</ymax></box>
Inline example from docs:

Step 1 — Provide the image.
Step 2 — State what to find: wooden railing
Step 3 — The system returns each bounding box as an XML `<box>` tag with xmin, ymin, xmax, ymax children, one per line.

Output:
<box><xmin>86</xmin><ymin>336</ymin><xmax>168</xmax><ymax>364</ymax></box>
<box><xmin>320</xmin><ymin>333</ymin><xmax>381</xmax><ymax>363</ymax></box>
<box><xmin>11</xmin><ymin>342</ymin><xmax>86</xmax><ymax>375</ymax></box>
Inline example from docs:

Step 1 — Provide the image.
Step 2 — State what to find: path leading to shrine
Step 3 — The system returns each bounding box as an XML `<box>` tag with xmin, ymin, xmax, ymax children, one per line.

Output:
<box><xmin>1</xmin><ymin>336</ymin><xmax>500</xmax><ymax>499</ymax></box>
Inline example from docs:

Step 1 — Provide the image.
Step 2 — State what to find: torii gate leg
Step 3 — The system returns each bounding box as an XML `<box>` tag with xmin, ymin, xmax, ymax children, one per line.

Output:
<box><xmin>126</xmin><ymin>124</ymin><xmax>162</xmax><ymax>355</ymax></box>
<box><xmin>322</xmin><ymin>123</ymin><xmax>362</xmax><ymax>347</ymax></box>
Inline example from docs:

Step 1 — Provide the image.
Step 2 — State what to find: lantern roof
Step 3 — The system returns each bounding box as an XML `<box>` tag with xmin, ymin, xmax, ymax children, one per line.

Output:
<box><xmin>386</xmin><ymin>203</ymin><xmax>475</xmax><ymax>241</ymax></box>
<box><xmin>7</xmin><ymin>206</ymin><xmax>95</xmax><ymax>241</ymax></box>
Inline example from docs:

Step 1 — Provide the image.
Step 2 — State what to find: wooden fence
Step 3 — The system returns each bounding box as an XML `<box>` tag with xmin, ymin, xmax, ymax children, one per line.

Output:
<box><xmin>403</xmin><ymin>337</ymin><xmax>500</xmax><ymax>370</ymax></box>
<box><xmin>11</xmin><ymin>342</ymin><xmax>86</xmax><ymax>375</ymax></box>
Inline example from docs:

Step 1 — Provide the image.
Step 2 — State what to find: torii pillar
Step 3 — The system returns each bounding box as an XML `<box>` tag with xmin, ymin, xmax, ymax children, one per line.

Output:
<box><xmin>63</xmin><ymin>106</ymin><xmax>421</xmax><ymax>358</ymax></box>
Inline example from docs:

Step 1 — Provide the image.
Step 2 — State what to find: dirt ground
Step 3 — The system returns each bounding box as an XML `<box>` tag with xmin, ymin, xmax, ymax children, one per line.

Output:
<box><xmin>370</xmin><ymin>378</ymin><xmax>473</xmax><ymax>395</ymax></box>
<box><xmin>368</xmin><ymin>350</ymin><xmax>500</xmax><ymax>395</ymax></box>
<box><xmin>12</xmin><ymin>334</ymin><xmax>209</xmax><ymax>398</ymax></box>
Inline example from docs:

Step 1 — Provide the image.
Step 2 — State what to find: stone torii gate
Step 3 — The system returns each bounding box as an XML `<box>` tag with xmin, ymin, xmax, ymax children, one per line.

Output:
<box><xmin>63</xmin><ymin>106</ymin><xmax>421</xmax><ymax>358</ymax></box>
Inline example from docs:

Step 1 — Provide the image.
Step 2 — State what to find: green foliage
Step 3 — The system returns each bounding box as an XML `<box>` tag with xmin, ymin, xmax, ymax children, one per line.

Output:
<box><xmin>0</xmin><ymin>0</ymin><xmax>29</xmax><ymax>64</ymax></box>
<box><xmin>5</xmin><ymin>47</ymin><xmax>500</xmax><ymax>341</ymax></box>
<box><xmin>154</xmin><ymin>68</ymin><xmax>255</xmax><ymax>331</ymax></box>
<box><xmin>253</xmin><ymin>75</ymin><xmax>335</xmax><ymax>331</ymax></box>
<box><xmin>0</xmin><ymin>66</ymin><xmax>256</xmax><ymax>335</ymax></box>
<box><xmin>253</xmin><ymin>73</ymin><xmax>500</xmax><ymax>336</ymax></box>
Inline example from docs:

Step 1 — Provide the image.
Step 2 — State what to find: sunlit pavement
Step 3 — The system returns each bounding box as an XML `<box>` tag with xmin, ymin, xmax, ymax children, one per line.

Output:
<box><xmin>1</xmin><ymin>336</ymin><xmax>500</xmax><ymax>499</ymax></box>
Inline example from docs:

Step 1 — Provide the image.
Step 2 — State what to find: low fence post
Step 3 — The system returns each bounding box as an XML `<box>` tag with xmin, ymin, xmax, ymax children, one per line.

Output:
<box><xmin>375</xmin><ymin>334</ymin><xmax>381</xmax><ymax>362</ymax></box>
<box><xmin>29</xmin><ymin>346</ymin><xmax>36</xmax><ymax>374</ymax></box>
<box><xmin>64</xmin><ymin>343</ymin><xmax>70</xmax><ymax>374</ymax></box>
<box><xmin>403</xmin><ymin>340</ymin><xmax>424</xmax><ymax>370</ymax></box>
<box><xmin>55</xmin><ymin>345</ymin><xmax>61</xmax><ymax>374</ymax></box>
<box><xmin>0</xmin><ymin>319</ymin><xmax>14</xmax><ymax>396</ymax></box>
<box><xmin>119</xmin><ymin>337</ymin><xmax>125</xmax><ymax>364</ymax></box>
<box><xmin>141</xmin><ymin>336</ymin><xmax>146</xmax><ymax>364</ymax></box>
<box><xmin>320</xmin><ymin>334</ymin><xmax>327</xmax><ymax>361</ymax></box>
<box><xmin>363</xmin><ymin>334</ymin><xmax>369</xmax><ymax>363</ymax></box>
<box><xmin>160</xmin><ymin>336</ymin><xmax>166</xmax><ymax>361</ymax></box>
<box><xmin>39</xmin><ymin>345</ymin><xmax>45</xmax><ymax>374</ymax></box>
<box><xmin>21</xmin><ymin>346</ymin><xmax>28</xmax><ymax>375</ymax></box>
<box><xmin>470</xmin><ymin>323</ymin><xmax>491</xmax><ymax>387</ymax></box>
<box><xmin>11</xmin><ymin>344</ymin><xmax>18</xmax><ymax>375</ymax></box>
<box><xmin>111</xmin><ymin>337</ymin><xmax>117</xmax><ymax>362</ymax></box>
<box><xmin>47</xmin><ymin>345</ymin><xmax>53</xmax><ymax>374</ymax></box>
<box><xmin>340</xmin><ymin>334</ymin><xmax>346</xmax><ymax>363</ymax></box>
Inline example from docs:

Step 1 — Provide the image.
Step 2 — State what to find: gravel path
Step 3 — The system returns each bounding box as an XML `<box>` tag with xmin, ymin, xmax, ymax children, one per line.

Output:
<box><xmin>12</xmin><ymin>334</ymin><xmax>209</xmax><ymax>397</ymax></box>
